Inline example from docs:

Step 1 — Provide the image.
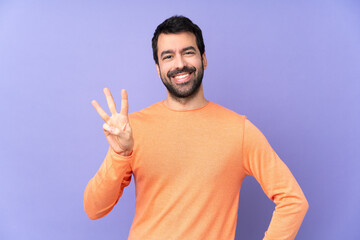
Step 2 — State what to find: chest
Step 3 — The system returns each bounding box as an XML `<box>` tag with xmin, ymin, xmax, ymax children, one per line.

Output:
<box><xmin>131</xmin><ymin>117</ymin><xmax>245</xmax><ymax>185</ymax></box>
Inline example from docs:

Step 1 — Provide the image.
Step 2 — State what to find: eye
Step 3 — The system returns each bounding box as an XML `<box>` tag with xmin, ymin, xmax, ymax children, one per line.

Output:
<box><xmin>184</xmin><ymin>51</ymin><xmax>195</xmax><ymax>55</ymax></box>
<box><xmin>162</xmin><ymin>55</ymin><xmax>172</xmax><ymax>60</ymax></box>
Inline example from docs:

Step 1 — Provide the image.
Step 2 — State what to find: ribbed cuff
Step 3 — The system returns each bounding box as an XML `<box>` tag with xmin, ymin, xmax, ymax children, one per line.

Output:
<box><xmin>109</xmin><ymin>148</ymin><xmax>133</xmax><ymax>162</ymax></box>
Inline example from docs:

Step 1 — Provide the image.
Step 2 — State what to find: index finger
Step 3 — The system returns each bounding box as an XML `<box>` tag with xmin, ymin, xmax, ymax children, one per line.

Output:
<box><xmin>120</xmin><ymin>89</ymin><xmax>129</xmax><ymax>116</ymax></box>
<box><xmin>91</xmin><ymin>100</ymin><xmax>110</xmax><ymax>122</ymax></box>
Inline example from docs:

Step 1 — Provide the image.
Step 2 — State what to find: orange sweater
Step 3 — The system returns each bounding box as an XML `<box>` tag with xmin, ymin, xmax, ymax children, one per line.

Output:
<box><xmin>84</xmin><ymin>101</ymin><xmax>308</xmax><ymax>240</ymax></box>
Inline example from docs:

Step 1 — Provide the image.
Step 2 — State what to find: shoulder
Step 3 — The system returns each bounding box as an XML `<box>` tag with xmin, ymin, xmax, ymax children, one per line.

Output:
<box><xmin>200</xmin><ymin>102</ymin><xmax>248</xmax><ymax>133</ymax></box>
<box><xmin>208</xmin><ymin>102</ymin><xmax>247</xmax><ymax>121</ymax></box>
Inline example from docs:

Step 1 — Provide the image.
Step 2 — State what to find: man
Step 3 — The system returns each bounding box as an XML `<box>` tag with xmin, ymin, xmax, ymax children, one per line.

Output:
<box><xmin>84</xmin><ymin>16</ymin><xmax>308</xmax><ymax>240</ymax></box>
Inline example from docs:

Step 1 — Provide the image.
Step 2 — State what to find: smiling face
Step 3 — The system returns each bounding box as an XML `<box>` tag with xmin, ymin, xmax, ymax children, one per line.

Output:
<box><xmin>156</xmin><ymin>32</ymin><xmax>207</xmax><ymax>99</ymax></box>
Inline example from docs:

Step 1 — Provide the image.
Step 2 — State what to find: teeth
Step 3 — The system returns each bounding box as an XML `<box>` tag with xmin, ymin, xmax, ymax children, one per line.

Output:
<box><xmin>174</xmin><ymin>73</ymin><xmax>189</xmax><ymax>79</ymax></box>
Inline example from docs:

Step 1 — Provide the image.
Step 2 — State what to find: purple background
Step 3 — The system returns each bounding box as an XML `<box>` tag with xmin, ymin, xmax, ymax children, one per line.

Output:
<box><xmin>1</xmin><ymin>0</ymin><xmax>359</xmax><ymax>239</ymax></box>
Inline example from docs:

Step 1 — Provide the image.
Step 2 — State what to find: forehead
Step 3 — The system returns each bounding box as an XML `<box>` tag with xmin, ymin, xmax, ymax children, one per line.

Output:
<box><xmin>157</xmin><ymin>32</ymin><xmax>198</xmax><ymax>53</ymax></box>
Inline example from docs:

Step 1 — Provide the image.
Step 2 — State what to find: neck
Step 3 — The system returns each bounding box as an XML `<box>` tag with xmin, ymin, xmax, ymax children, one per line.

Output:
<box><xmin>163</xmin><ymin>85</ymin><xmax>208</xmax><ymax>111</ymax></box>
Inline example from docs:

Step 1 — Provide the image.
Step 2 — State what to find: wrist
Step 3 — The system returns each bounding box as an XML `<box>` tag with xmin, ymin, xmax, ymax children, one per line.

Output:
<box><xmin>114</xmin><ymin>149</ymin><xmax>133</xmax><ymax>157</ymax></box>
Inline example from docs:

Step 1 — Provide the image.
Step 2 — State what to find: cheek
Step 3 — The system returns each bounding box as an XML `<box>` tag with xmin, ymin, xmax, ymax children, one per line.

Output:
<box><xmin>158</xmin><ymin>67</ymin><xmax>168</xmax><ymax>80</ymax></box>
<box><xmin>161</xmin><ymin>66</ymin><xmax>173</xmax><ymax>77</ymax></box>
<box><xmin>190</xmin><ymin>58</ymin><xmax>203</xmax><ymax>68</ymax></box>
<box><xmin>158</xmin><ymin>63</ymin><xmax>167</xmax><ymax>72</ymax></box>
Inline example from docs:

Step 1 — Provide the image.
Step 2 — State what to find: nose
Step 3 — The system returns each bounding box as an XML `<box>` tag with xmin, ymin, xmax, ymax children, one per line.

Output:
<box><xmin>173</xmin><ymin>54</ymin><xmax>185</xmax><ymax>70</ymax></box>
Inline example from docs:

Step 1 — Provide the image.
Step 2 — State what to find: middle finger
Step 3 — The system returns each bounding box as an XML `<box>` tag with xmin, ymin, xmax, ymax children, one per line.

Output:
<box><xmin>104</xmin><ymin>88</ymin><xmax>117</xmax><ymax>115</ymax></box>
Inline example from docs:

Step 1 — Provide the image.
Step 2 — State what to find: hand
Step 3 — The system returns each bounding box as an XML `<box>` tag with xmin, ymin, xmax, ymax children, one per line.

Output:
<box><xmin>91</xmin><ymin>88</ymin><xmax>134</xmax><ymax>156</ymax></box>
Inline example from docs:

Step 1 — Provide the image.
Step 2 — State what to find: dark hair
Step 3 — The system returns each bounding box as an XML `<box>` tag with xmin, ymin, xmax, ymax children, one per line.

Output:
<box><xmin>152</xmin><ymin>15</ymin><xmax>205</xmax><ymax>65</ymax></box>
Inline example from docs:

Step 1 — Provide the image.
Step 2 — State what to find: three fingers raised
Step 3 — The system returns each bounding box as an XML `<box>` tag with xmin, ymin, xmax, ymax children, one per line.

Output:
<box><xmin>91</xmin><ymin>88</ymin><xmax>129</xmax><ymax>122</ymax></box>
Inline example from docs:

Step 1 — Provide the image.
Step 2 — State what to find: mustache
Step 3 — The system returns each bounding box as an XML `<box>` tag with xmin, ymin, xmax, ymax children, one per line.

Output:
<box><xmin>167</xmin><ymin>66</ymin><xmax>196</xmax><ymax>78</ymax></box>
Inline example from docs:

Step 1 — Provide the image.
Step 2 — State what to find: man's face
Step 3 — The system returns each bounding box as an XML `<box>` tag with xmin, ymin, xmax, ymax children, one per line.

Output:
<box><xmin>156</xmin><ymin>32</ymin><xmax>207</xmax><ymax>99</ymax></box>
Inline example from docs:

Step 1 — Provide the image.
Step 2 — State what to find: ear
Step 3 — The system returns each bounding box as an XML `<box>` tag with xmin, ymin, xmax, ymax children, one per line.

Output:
<box><xmin>156</xmin><ymin>64</ymin><xmax>161</xmax><ymax>78</ymax></box>
<box><xmin>202</xmin><ymin>52</ymin><xmax>207</xmax><ymax>70</ymax></box>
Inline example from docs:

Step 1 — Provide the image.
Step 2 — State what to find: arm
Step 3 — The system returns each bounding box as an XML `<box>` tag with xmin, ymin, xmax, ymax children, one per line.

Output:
<box><xmin>84</xmin><ymin>148</ymin><xmax>132</xmax><ymax>220</ymax></box>
<box><xmin>84</xmin><ymin>88</ymin><xmax>134</xmax><ymax>220</ymax></box>
<box><xmin>242</xmin><ymin>119</ymin><xmax>308</xmax><ymax>240</ymax></box>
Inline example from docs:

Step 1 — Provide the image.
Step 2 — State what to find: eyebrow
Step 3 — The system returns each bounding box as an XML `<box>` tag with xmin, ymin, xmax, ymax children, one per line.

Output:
<box><xmin>160</xmin><ymin>50</ymin><xmax>174</xmax><ymax>58</ymax></box>
<box><xmin>181</xmin><ymin>46</ymin><xmax>196</xmax><ymax>53</ymax></box>
<box><xmin>160</xmin><ymin>46</ymin><xmax>197</xmax><ymax>58</ymax></box>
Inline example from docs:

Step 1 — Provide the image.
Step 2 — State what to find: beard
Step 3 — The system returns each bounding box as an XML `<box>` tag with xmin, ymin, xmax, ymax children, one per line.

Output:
<box><xmin>159</xmin><ymin>64</ymin><xmax>204</xmax><ymax>99</ymax></box>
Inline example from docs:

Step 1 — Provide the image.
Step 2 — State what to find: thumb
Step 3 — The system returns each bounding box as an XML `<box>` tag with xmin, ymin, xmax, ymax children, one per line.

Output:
<box><xmin>103</xmin><ymin>122</ymin><xmax>121</xmax><ymax>135</ymax></box>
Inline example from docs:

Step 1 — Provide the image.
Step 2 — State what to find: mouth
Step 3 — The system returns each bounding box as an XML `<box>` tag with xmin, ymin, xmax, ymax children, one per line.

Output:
<box><xmin>171</xmin><ymin>72</ymin><xmax>192</xmax><ymax>84</ymax></box>
<box><xmin>167</xmin><ymin>66</ymin><xmax>196</xmax><ymax>84</ymax></box>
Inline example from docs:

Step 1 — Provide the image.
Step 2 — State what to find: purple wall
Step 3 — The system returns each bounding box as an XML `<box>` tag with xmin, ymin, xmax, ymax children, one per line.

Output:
<box><xmin>1</xmin><ymin>0</ymin><xmax>359</xmax><ymax>239</ymax></box>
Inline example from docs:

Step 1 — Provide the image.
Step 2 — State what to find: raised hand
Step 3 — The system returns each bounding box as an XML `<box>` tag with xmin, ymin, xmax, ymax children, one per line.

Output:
<box><xmin>91</xmin><ymin>88</ymin><xmax>134</xmax><ymax>156</ymax></box>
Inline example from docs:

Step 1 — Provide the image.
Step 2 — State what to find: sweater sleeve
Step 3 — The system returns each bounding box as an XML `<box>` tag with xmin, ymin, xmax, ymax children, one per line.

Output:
<box><xmin>242</xmin><ymin>119</ymin><xmax>308</xmax><ymax>240</ymax></box>
<box><xmin>84</xmin><ymin>147</ymin><xmax>133</xmax><ymax>220</ymax></box>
